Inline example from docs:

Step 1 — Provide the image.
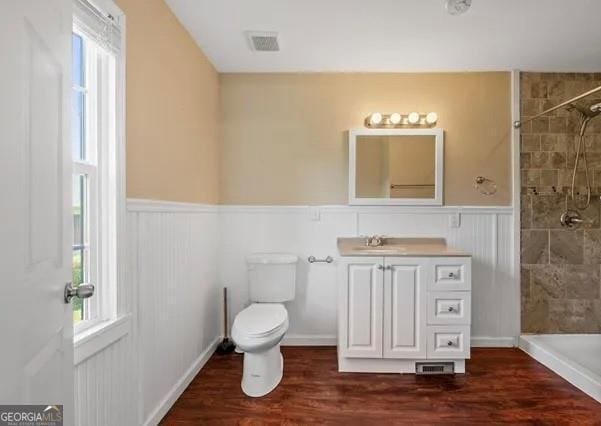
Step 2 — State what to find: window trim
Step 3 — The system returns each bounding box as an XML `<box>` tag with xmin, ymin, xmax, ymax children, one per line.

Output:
<box><xmin>72</xmin><ymin>0</ymin><xmax>126</xmax><ymax>341</ymax></box>
<box><xmin>74</xmin><ymin>314</ymin><xmax>131</xmax><ymax>365</ymax></box>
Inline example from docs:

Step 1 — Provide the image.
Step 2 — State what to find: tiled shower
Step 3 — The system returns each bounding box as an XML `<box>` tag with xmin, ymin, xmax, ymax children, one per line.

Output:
<box><xmin>520</xmin><ymin>72</ymin><xmax>601</xmax><ymax>333</ymax></box>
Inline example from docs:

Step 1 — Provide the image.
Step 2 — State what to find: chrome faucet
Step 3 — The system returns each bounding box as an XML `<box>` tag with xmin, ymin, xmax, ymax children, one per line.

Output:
<box><xmin>364</xmin><ymin>235</ymin><xmax>385</xmax><ymax>247</ymax></box>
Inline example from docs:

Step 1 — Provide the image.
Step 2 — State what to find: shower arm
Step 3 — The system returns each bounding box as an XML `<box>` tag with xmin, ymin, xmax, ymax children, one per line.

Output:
<box><xmin>513</xmin><ymin>85</ymin><xmax>601</xmax><ymax>129</ymax></box>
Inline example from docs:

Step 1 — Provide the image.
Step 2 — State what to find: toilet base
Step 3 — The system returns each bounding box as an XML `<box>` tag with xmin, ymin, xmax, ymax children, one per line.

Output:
<box><xmin>241</xmin><ymin>344</ymin><xmax>283</xmax><ymax>397</ymax></box>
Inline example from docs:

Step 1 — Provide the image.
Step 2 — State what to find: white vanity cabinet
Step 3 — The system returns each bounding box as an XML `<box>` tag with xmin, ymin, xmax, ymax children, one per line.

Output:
<box><xmin>337</xmin><ymin>254</ymin><xmax>472</xmax><ymax>374</ymax></box>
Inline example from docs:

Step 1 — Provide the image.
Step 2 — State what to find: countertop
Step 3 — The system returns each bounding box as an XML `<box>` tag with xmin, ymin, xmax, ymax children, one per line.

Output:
<box><xmin>337</xmin><ymin>237</ymin><xmax>470</xmax><ymax>257</ymax></box>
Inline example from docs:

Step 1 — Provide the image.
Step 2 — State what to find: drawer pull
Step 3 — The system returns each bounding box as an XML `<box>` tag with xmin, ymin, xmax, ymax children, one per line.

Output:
<box><xmin>447</xmin><ymin>341</ymin><xmax>454</xmax><ymax>347</ymax></box>
<box><xmin>448</xmin><ymin>306</ymin><xmax>455</xmax><ymax>312</ymax></box>
<box><xmin>377</xmin><ymin>264</ymin><xmax>384</xmax><ymax>270</ymax></box>
<box><xmin>448</xmin><ymin>272</ymin><xmax>457</xmax><ymax>278</ymax></box>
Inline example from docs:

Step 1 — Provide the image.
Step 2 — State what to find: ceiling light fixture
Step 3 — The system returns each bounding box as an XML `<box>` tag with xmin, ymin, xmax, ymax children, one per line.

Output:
<box><xmin>445</xmin><ymin>0</ymin><xmax>472</xmax><ymax>15</ymax></box>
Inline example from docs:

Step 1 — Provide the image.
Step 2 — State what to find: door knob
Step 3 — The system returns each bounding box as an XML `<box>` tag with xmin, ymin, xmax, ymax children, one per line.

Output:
<box><xmin>64</xmin><ymin>282</ymin><xmax>95</xmax><ymax>303</ymax></box>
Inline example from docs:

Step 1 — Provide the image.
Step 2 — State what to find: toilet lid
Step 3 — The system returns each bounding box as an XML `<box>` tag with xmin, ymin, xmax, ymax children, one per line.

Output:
<box><xmin>233</xmin><ymin>304</ymin><xmax>287</xmax><ymax>337</ymax></box>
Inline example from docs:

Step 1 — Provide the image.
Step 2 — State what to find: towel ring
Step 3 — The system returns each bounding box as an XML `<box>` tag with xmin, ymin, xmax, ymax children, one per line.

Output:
<box><xmin>475</xmin><ymin>176</ymin><xmax>497</xmax><ymax>196</ymax></box>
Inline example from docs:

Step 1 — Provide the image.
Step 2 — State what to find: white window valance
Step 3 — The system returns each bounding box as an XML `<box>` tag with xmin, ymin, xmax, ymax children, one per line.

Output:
<box><xmin>73</xmin><ymin>0</ymin><xmax>122</xmax><ymax>53</ymax></box>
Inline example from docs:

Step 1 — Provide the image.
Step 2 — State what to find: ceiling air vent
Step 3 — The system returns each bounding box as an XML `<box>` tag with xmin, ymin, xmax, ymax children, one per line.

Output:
<box><xmin>246</xmin><ymin>31</ymin><xmax>279</xmax><ymax>52</ymax></box>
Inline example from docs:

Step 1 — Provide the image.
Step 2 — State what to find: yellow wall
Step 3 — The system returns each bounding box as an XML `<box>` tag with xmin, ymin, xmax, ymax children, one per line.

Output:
<box><xmin>219</xmin><ymin>73</ymin><xmax>511</xmax><ymax>205</ymax></box>
<box><xmin>117</xmin><ymin>0</ymin><xmax>219</xmax><ymax>204</ymax></box>
<box><xmin>112</xmin><ymin>3</ymin><xmax>511</xmax><ymax>208</ymax></box>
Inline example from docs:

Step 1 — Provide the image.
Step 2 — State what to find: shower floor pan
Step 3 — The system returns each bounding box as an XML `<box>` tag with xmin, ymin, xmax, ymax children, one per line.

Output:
<box><xmin>519</xmin><ymin>334</ymin><xmax>601</xmax><ymax>403</ymax></box>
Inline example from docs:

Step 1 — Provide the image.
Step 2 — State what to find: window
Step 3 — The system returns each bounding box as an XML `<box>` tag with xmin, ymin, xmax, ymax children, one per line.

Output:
<box><xmin>71</xmin><ymin>1</ymin><xmax>122</xmax><ymax>331</ymax></box>
<box><xmin>71</xmin><ymin>31</ymin><xmax>91</xmax><ymax>324</ymax></box>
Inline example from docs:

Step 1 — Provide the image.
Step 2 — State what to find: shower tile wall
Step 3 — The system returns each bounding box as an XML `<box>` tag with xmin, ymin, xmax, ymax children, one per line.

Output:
<box><xmin>521</xmin><ymin>72</ymin><xmax>601</xmax><ymax>333</ymax></box>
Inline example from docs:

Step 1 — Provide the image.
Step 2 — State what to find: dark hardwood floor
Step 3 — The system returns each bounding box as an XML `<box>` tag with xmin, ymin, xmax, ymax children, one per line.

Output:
<box><xmin>161</xmin><ymin>347</ymin><xmax>601</xmax><ymax>425</ymax></box>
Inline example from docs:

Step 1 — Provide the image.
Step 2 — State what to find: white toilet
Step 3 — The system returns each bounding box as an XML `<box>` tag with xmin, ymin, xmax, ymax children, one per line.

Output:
<box><xmin>231</xmin><ymin>253</ymin><xmax>297</xmax><ymax>397</ymax></box>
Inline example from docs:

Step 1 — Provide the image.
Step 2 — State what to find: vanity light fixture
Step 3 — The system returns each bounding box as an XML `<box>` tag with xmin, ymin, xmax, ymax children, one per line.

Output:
<box><xmin>425</xmin><ymin>112</ymin><xmax>439</xmax><ymax>125</ymax></box>
<box><xmin>407</xmin><ymin>112</ymin><xmax>420</xmax><ymax>125</ymax></box>
<box><xmin>368</xmin><ymin>112</ymin><xmax>383</xmax><ymax>126</ymax></box>
<box><xmin>389</xmin><ymin>112</ymin><xmax>402</xmax><ymax>125</ymax></box>
<box><xmin>364</xmin><ymin>112</ymin><xmax>439</xmax><ymax>128</ymax></box>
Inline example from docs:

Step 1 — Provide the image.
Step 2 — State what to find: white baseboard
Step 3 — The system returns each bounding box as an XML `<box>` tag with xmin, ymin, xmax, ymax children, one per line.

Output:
<box><xmin>143</xmin><ymin>336</ymin><xmax>221</xmax><ymax>426</ymax></box>
<box><xmin>471</xmin><ymin>336</ymin><xmax>517</xmax><ymax>347</ymax></box>
<box><xmin>518</xmin><ymin>335</ymin><xmax>601</xmax><ymax>403</ymax></box>
<box><xmin>282</xmin><ymin>334</ymin><xmax>337</xmax><ymax>346</ymax></box>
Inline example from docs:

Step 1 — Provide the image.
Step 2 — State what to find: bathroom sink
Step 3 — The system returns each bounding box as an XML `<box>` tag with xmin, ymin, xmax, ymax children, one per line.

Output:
<box><xmin>352</xmin><ymin>245</ymin><xmax>408</xmax><ymax>253</ymax></box>
<box><xmin>337</xmin><ymin>237</ymin><xmax>469</xmax><ymax>257</ymax></box>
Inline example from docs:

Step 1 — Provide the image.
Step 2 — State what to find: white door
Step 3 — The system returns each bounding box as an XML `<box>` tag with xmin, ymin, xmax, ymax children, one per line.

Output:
<box><xmin>383</xmin><ymin>257</ymin><xmax>427</xmax><ymax>358</ymax></box>
<box><xmin>0</xmin><ymin>0</ymin><xmax>74</xmax><ymax>423</ymax></box>
<box><xmin>338</xmin><ymin>257</ymin><xmax>383</xmax><ymax>358</ymax></box>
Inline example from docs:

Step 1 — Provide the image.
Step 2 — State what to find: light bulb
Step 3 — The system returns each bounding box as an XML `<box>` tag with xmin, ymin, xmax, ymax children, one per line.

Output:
<box><xmin>389</xmin><ymin>113</ymin><xmax>402</xmax><ymax>125</ymax></box>
<box><xmin>408</xmin><ymin>112</ymin><xmax>420</xmax><ymax>125</ymax></box>
<box><xmin>425</xmin><ymin>112</ymin><xmax>438</xmax><ymax>125</ymax></box>
<box><xmin>369</xmin><ymin>112</ymin><xmax>383</xmax><ymax>126</ymax></box>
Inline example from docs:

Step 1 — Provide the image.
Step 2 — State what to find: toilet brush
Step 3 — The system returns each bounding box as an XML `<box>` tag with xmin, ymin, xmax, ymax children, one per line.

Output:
<box><xmin>216</xmin><ymin>287</ymin><xmax>235</xmax><ymax>355</ymax></box>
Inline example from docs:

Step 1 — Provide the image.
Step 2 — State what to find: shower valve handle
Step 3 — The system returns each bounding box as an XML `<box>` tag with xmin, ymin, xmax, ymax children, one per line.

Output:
<box><xmin>560</xmin><ymin>210</ymin><xmax>583</xmax><ymax>228</ymax></box>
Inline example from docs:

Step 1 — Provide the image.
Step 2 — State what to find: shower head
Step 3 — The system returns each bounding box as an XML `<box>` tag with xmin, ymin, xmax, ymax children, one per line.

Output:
<box><xmin>568</xmin><ymin>98</ymin><xmax>601</xmax><ymax>118</ymax></box>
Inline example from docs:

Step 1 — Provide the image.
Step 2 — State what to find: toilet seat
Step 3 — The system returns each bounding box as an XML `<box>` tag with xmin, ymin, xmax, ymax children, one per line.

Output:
<box><xmin>233</xmin><ymin>303</ymin><xmax>287</xmax><ymax>338</ymax></box>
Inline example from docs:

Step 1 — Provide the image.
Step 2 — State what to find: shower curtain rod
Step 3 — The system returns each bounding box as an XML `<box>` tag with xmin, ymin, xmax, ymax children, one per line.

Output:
<box><xmin>513</xmin><ymin>84</ymin><xmax>601</xmax><ymax>129</ymax></box>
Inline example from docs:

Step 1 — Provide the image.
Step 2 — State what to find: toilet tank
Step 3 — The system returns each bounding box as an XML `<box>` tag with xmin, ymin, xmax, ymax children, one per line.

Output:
<box><xmin>246</xmin><ymin>253</ymin><xmax>298</xmax><ymax>303</ymax></box>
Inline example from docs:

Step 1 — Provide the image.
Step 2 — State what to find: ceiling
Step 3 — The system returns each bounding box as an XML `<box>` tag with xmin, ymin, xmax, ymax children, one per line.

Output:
<box><xmin>165</xmin><ymin>0</ymin><xmax>601</xmax><ymax>73</ymax></box>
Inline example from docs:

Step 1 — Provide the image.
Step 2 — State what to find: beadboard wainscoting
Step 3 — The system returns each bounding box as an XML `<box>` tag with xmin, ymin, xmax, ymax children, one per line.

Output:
<box><xmin>73</xmin><ymin>212</ymin><xmax>138</xmax><ymax>425</ymax></box>
<box><xmin>74</xmin><ymin>332</ymin><xmax>136</xmax><ymax>425</ymax></box>
<box><xmin>74</xmin><ymin>200</ymin><xmax>516</xmax><ymax>425</ymax></box>
<box><xmin>129</xmin><ymin>200</ymin><xmax>221</xmax><ymax>425</ymax></box>
<box><xmin>73</xmin><ymin>200</ymin><xmax>222</xmax><ymax>426</ymax></box>
<box><xmin>219</xmin><ymin>205</ymin><xmax>518</xmax><ymax>347</ymax></box>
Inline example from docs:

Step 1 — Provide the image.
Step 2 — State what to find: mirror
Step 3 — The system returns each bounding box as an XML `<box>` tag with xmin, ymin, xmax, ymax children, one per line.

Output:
<box><xmin>349</xmin><ymin>128</ymin><xmax>443</xmax><ymax>205</ymax></box>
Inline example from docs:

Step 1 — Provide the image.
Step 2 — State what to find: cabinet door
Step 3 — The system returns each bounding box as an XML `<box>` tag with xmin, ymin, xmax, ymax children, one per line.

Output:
<box><xmin>339</xmin><ymin>257</ymin><xmax>384</xmax><ymax>358</ymax></box>
<box><xmin>383</xmin><ymin>257</ymin><xmax>427</xmax><ymax>358</ymax></box>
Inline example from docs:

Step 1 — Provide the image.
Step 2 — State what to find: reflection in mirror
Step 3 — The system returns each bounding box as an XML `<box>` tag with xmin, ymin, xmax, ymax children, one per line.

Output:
<box><xmin>356</xmin><ymin>135</ymin><xmax>436</xmax><ymax>199</ymax></box>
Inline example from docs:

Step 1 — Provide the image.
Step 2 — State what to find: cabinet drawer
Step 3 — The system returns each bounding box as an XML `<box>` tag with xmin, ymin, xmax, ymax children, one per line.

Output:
<box><xmin>429</xmin><ymin>258</ymin><xmax>471</xmax><ymax>291</ymax></box>
<box><xmin>427</xmin><ymin>325</ymin><xmax>470</xmax><ymax>359</ymax></box>
<box><xmin>427</xmin><ymin>291</ymin><xmax>471</xmax><ymax>325</ymax></box>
